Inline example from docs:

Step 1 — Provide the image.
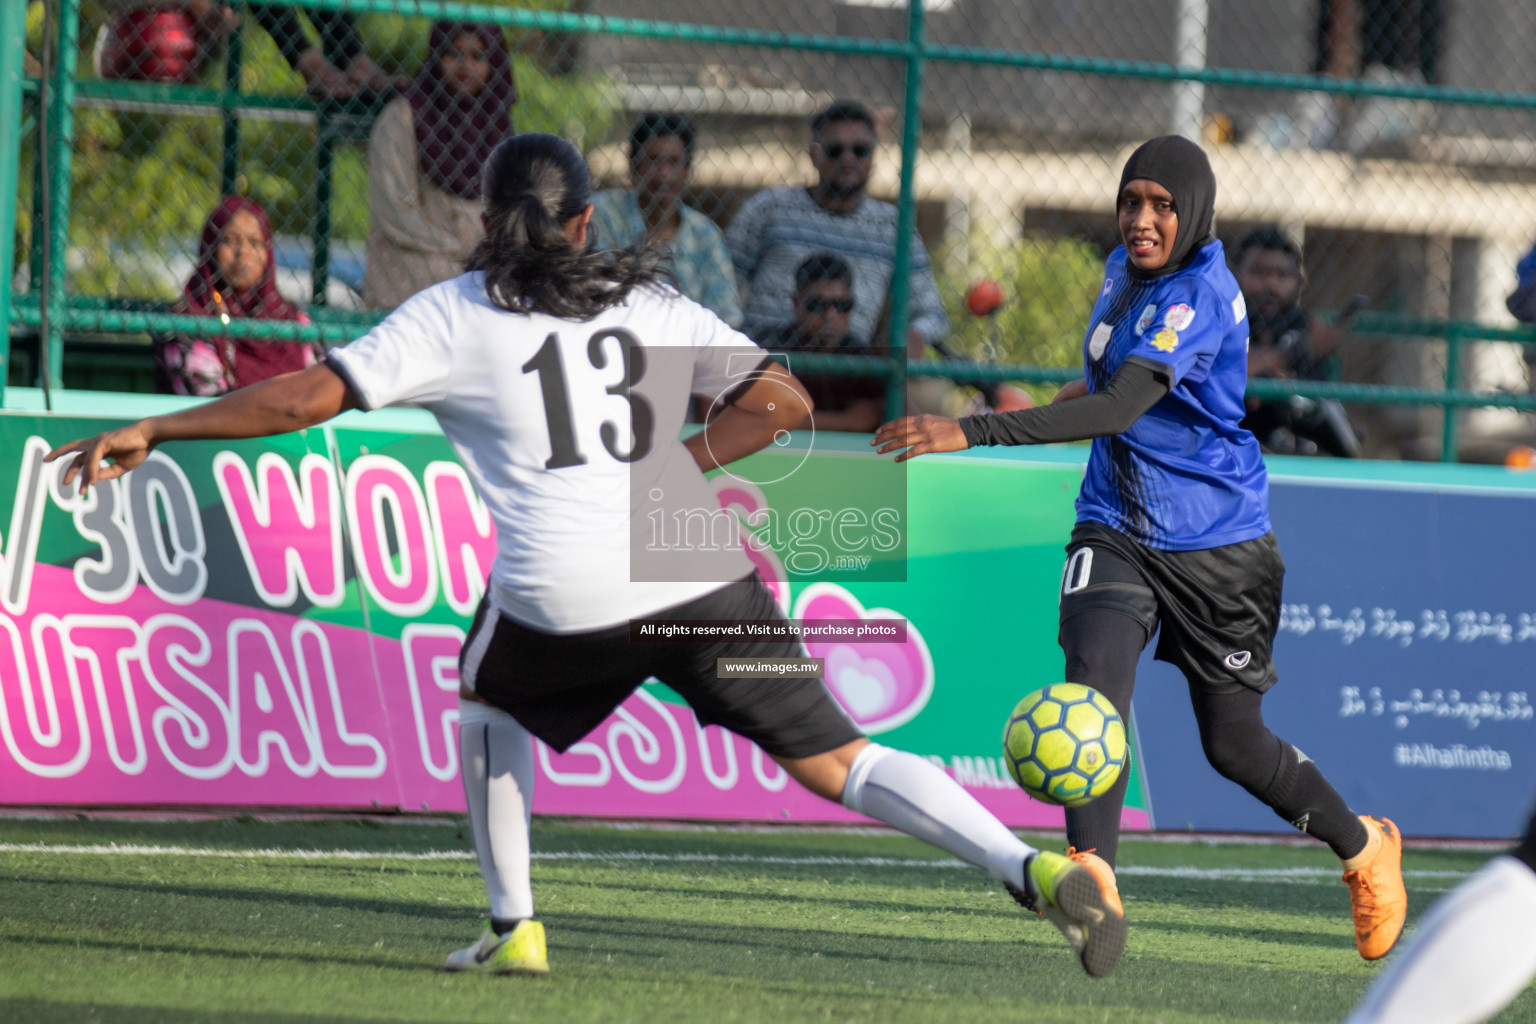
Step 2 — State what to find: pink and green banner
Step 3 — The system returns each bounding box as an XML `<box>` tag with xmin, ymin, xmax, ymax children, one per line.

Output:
<box><xmin>0</xmin><ymin>396</ymin><xmax>1150</xmax><ymax>830</ymax></box>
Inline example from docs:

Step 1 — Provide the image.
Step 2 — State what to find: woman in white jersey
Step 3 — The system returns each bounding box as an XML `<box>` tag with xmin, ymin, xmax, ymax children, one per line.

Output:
<box><xmin>48</xmin><ymin>133</ymin><xmax>1123</xmax><ymax>979</ymax></box>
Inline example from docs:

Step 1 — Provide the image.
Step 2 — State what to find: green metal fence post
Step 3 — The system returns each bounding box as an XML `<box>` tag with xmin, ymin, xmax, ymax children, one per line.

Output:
<box><xmin>221</xmin><ymin>21</ymin><xmax>244</xmax><ymax>197</ymax></box>
<box><xmin>44</xmin><ymin>0</ymin><xmax>80</xmax><ymax>394</ymax></box>
<box><xmin>886</xmin><ymin>0</ymin><xmax>926</xmax><ymax>419</ymax></box>
<box><xmin>0</xmin><ymin>0</ymin><xmax>28</xmax><ymax>403</ymax></box>
<box><xmin>1441</xmin><ymin>325</ymin><xmax>1463</xmax><ymax>463</ymax></box>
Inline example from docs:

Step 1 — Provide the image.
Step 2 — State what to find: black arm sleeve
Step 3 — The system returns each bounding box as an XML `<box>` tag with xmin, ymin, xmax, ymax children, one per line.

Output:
<box><xmin>959</xmin><ymin>357</ymin><xmax>1171</xmax><ymax>447</ymax></box>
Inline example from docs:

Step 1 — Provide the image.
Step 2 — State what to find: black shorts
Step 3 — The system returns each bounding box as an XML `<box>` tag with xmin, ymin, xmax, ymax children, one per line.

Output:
<box><xmin>1058</xmin><ymin>521</ymin><xmax>1285</xmax><ymax>695</ymax></box>
<box><xmin>459</xmin><ymin>573</ymin><xmax>864</xmax><ymax>759</ymax></box>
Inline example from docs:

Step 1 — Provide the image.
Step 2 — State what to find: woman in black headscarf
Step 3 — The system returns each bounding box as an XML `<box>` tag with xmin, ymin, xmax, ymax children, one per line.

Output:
<box><xmin>875</xmin><ymin>136</ymin><xmax>1407</xmax><ymax>963</ymax></box>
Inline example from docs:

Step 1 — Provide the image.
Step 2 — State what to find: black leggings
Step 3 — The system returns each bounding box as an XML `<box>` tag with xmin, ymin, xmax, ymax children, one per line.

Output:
<box><xmin>1514</xmin><ymin>810</ymin><xmax>1536</xmax><ymax>872</ymax></box>
<box><xmin>250</xmin><ymin>6</ymin><xmax>363</xmax><ymax>70</ymax></box>
<box><xmin>1060</xmin><ymin>608</ymin><xmax>1368</xmax><ymax>869</ymax></box>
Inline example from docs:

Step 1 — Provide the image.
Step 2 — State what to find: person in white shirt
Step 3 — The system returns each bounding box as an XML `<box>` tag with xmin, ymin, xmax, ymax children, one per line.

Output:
<box><xmin>47</xmin><ymin>133</ymin><xmax>1122</xmax><ymax>980</ymax></box>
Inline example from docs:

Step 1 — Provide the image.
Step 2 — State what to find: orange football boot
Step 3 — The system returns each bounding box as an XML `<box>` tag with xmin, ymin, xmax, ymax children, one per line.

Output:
<box><xmin>1343</xmin><ymin>816</ymin><xmax>1407</xmax><ymax>960</ymax></box>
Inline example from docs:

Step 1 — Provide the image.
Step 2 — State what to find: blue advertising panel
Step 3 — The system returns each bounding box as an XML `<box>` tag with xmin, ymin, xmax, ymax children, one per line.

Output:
<box><xmin>1135</xmin><ymin>465</ymin><xmax>1536</xmax><ymax>839</ymax></box>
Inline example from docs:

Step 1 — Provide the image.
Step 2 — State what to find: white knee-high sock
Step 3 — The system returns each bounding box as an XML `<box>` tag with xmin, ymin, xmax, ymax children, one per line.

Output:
<box><xmin>1346</xmin><ymin>856</ymin><xmax>1536</xmax><ymax>1024</ymax></box>
<box><xmin>841</xmin><ymin>743</ymin><xmax>1036</xmax><ymax>885</ymax></box>
<box><xmin>458</xmin><ymin>698</ymin><xmax>536</xmax><ymax>924</ymax></box>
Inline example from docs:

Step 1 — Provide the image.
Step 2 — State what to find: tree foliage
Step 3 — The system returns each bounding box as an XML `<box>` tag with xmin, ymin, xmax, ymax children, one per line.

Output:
<box><xmin>20</xmin><ymin>0</ymin><xmax>621</xmax><ymax>303</ymax></box>
<box><xmin>935</xmin><ymin>234</ymin><xmax>1106</xmax><ymax>402</ymax></box>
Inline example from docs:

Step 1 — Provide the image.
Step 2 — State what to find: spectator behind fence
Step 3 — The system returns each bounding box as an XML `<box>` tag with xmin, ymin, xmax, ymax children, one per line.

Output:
<box><xmin>727</xmin><ymin>100</ymin><xmax>947</xmax><ymax>359</ymax></box>
<box><xmin>590</xmin><ymin>113</ymin><xmax>742</xmax><ymax>326</ymax></box>
<box><xmin>1232</xmin><ymin>227</ymin><xmax>1362</xmax><ymax>457</ymax></box>
<box><xmin>1505</xmin><ymin>235</ymin><xmax>1536</xmax><ymax>390</ymax></box>
<box><xmin>364</xmin><ymin>21</ymin><xmax>515</xmax><ymax>310</ymax></box>
<box><xmin>154</xmin><ymin>196</ymin><xmax>321</xmax><ymax>397</ymax></box>
<box><xmin>758</xmin><ymin>254</ymin><xmax>887</xmax><ymax>434</ymax></box>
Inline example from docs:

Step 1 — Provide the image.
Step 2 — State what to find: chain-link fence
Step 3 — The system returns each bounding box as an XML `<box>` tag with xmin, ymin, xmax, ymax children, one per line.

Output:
<box><xmin>6</xmin><ymin>0</ymin><xmax>1536</xmax><ymax>460</ymax></box>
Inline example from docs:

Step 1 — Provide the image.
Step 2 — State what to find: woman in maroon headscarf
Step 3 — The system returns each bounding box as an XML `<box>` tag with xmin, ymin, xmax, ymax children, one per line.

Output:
<box><xmin>364</xmin><ymin>21</ymin><xmax>516</xmax><ymax>309</ymax></box>
<box><xmin>155</xmin><ymin>196</ymin><xmax>321</xmax><ymax>397</ymax></box>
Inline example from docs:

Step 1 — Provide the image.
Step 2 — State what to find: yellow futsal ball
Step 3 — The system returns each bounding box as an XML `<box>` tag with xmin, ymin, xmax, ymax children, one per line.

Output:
<box><xmin>1002</xmin><ymin>683</ymin><xmax>1128</xmax><ymax>807</ymax></box>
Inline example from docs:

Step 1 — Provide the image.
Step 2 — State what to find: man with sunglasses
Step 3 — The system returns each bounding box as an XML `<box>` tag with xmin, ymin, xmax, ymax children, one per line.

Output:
<box><xmin>728</xmin><ymin>100</ymin><xmax>948</xmax><ymax>360</ymax></box>
<box><xmin>760</xmin><ymin>254</ymin><xmax>888</xmax><ymax>433</ymax></box>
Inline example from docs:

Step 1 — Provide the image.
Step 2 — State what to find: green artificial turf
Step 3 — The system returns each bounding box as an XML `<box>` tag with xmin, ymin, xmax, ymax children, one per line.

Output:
<box><xmin>0</xmin><ymin>816</ymin><xmax>1527</xmax><ymax>1024</ymax></box>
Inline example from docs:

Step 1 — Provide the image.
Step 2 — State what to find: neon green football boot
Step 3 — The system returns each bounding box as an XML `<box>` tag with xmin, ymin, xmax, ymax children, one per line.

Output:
<box><xmin>443</xmin><ymin>919</ymin><xmax>549</xmax><ymax>975</ymax></box>
<box><xmin>1008</xmin><ymin>850</ymin><xmax>1126</xmax><ymax>978</ymax></box>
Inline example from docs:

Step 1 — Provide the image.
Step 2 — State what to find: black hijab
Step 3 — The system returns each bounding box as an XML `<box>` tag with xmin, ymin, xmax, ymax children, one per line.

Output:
<box><xmin>1118</xmin><ymin>135</ymin><xmax>1216</xmax><ymax>280</ymax></box>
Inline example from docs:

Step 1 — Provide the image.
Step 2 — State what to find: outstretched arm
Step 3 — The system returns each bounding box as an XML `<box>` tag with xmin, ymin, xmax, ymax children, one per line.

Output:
<box><xmin>873</xmin><ymin>359</ymin><xmax>1169</xmax><ymax>462</ymax></box>
<box><xmin>46</xmin><ymin>363</ymin><xmax>357</xmax><ymax>493</ymax></box>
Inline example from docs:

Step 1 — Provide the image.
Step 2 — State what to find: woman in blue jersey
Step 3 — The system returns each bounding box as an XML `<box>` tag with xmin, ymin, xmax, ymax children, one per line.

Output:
<box><xmin>874</xmin><ymin>135</ymin><xmax>1407</xmax><ymax>962</ymax></box>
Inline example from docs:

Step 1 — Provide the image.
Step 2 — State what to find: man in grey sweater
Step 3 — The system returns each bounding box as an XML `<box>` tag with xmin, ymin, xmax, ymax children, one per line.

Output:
<box><xmin>727</xmin><ymin>100</ymin><xmax>948</xmax><ymax>359</ymax></box>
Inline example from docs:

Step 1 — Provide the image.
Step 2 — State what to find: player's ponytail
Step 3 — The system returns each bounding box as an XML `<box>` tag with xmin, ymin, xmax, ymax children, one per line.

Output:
<box><xmin>467</xmin><ymin>133</ymin><xmax>667</xmax><ymax>319</ymax></box>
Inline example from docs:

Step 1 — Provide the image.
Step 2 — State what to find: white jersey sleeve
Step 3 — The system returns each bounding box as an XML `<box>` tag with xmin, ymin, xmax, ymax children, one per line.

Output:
<box><xmin>327</xmin><ymin>284</ymin><xmax>455</xmax><ymax>410</ymax></box>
